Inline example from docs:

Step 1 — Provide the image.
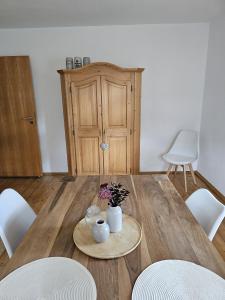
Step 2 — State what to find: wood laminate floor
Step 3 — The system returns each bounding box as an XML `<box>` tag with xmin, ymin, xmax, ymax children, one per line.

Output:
<box><xmin>0</xmin><ymin>173</ymin><xmax>224</xmax><ymax>276</ymax></box>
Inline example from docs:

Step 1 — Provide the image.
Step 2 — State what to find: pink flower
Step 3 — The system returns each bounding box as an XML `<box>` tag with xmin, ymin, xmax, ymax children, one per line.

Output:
<box><xmin>98</xmin><ymin>186</ymin><xmax>112</xmax><ymax>200</ymax></box>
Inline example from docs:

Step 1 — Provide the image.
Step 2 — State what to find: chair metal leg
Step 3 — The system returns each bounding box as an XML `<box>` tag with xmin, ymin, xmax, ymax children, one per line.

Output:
<box><xmin>189</xmin><ymin>163</ymin><xmax>197</xmax><ymax>185</ymax></box>
<box><xmin>183</xmin><ymin>165</ymin><xmax>187</xmax><ymax>193</ymax></box>
<box><xmin>167</xmin><ymin>164</ymin><xmax>173</xmax><ymax>176</ymax></box>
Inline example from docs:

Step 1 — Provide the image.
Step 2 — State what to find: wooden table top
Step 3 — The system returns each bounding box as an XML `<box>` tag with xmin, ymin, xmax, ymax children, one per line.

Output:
<box><xmin>1</xmin><ymin>175</ymin><xmax>225</xmax><ymax>299</ymax></box>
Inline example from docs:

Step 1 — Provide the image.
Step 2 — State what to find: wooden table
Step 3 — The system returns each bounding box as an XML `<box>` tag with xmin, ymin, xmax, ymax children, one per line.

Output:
<box><xmin>1</xmin><ymin>175</ymin><xmax>225</xmax><ymax>299</ymax></box>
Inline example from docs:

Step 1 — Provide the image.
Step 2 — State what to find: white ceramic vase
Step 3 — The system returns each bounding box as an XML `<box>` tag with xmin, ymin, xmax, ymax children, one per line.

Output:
<box><xmin>92</xmin><ymin>219</ymin><xmax>110</xmax><ymax>243</ymax></box>
<box><xmin>107</xmin><ymin>206</ymin><xmax>122</xmax><ymax>233</ymax></box>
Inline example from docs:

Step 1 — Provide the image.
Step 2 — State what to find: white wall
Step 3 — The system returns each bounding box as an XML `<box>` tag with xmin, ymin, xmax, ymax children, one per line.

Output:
<box><xmin>198</xmin><ymin>18</ymin><xmax>225</xmax><ymax>194</ymax></box>
<box><xmin>0</xmin><ymin>24</ymin><xmax>209</xmax><ymax>172</ymax></box>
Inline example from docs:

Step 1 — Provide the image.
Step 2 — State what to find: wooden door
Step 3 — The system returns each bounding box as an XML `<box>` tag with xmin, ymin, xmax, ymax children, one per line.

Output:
<box><xmin>101</xmin><ymin>76</ymin><xmax>132</xmax><ymax>175</ymax></box>
<box><xmin>0</xmin><ymin>56</ymin><xmax>42</xmax><ymax>176</ymax></box>
<box><xmin>71</xmin><ymin>76</ymin><xmax>103</xmax><ymax>175</ymax></box>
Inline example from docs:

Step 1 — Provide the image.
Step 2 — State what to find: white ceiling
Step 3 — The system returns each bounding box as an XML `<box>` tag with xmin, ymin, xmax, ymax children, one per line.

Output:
<box><xmin>0</xmin><ymin>0</ymin><xmax>225</xmax><ymax>28</ymax></box>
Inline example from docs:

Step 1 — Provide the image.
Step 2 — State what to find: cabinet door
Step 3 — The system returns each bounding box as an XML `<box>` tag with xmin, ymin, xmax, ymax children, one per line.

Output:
<box><xmin>71</xmin><ymin>76</ymin><xmax>103</xmax><ymax>175</ymax></box>
<box><xmin>101</xmin><ymin>76</ymin><xmax>132</xmax><ymax>175</ymax></box>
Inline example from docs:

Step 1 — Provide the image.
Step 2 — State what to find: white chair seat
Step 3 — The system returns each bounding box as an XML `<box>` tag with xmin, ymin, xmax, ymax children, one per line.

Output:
<box><xmin>162</xmin><ymin>130</ymin><xmax>199</xmax><ymax>192</ymax></box>
<box><xmin>163</xmin><ymin>153</ymin><xmax>196</xmax><ymax>165</ymax></box>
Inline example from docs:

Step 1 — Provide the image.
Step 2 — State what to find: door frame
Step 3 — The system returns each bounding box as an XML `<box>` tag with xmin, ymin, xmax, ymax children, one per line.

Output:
<box><xmin>58</xmin><ymin>62</ymin><xmax>144</xmax><ymax>176</ymax></box>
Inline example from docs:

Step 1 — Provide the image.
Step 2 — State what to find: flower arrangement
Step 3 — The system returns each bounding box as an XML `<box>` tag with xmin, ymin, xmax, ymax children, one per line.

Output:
<box><xmin>98</xmin><ymin>183</ymin><xmax>130</xmax><ymax>207</ymax></box>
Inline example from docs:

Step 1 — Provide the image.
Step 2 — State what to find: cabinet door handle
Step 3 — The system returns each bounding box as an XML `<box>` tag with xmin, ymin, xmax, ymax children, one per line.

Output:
<box><xmin>100</xmin><ymin>143</ymin><xmax>109</xmax><ymax>151</ymax></box>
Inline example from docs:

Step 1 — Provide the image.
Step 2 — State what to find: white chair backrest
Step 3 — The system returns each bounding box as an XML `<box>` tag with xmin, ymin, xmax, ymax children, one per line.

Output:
<box><xmin>169</xmin><ymin>130</ymin><xmax>199</xmax><ymax>159</ymax></box>
<box><xmin>0</xmin><ymin>188</ymin><xmax>36</xmax><ymax>257</ymax></box>
<box><xmin>186</xmin><ymin>188</ymin><xmax>225</xmax><ymax>241</ymax></box>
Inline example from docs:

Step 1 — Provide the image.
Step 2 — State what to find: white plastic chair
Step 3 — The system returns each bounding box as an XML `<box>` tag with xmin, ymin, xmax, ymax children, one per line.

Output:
<box><xmin>186</xmin><ymin>188</ymin><xmax>225</xmax><ymax>241</ymax></box>
<box><xmin>163</xmin><ymin>130</ymin><xmax>199</xmax><ymax>192</ymax></box>
<box><xmin>0</xmin><ymin>188</ymin><xmax>36</xmax><ymax>257</ymax></box>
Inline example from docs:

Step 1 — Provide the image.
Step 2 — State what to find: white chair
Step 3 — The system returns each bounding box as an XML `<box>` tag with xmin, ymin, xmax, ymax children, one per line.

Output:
<box><xmin>186</xmin><ymin>188</ymin><xmax>225</xmax><ymax>241</ymax></box>
<box><xmin>0</xmin><ymin>188</ymin><xmax>36</xmax><ymax>257</ymax></box>
<box><xmin>163</xmin><ymin>130</ymin><xmax>199</xmax><ymax>192</ymax></box>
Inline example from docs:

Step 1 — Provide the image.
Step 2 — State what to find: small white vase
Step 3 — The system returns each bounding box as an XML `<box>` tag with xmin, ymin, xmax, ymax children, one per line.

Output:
<box><xmin>92</xmin><ymin>219</ymin><xmax>110</xmax><ymax>243</ymax></box>
<box><xmin>107</xmin><ymin>206</ymin><xmax>122</xmax><ymax>233</ymax></box>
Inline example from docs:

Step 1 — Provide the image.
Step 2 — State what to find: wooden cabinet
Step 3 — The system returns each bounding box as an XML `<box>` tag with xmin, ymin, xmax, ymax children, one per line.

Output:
<box><xmin>58</xmin><ymin>62</ymin><xmax>143</xmax><ymax>176</ymax></box>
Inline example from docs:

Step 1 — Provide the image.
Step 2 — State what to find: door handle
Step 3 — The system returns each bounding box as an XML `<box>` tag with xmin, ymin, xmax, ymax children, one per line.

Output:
<box><xmin>22</xmin><ymin>116</ymin><xmax>34</xmax><ymax>124</ymax></box>
<box><xmin>23</xmin><ymin>116</ymin><xmax>33</xmax><ymax>120</ymax></box>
